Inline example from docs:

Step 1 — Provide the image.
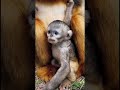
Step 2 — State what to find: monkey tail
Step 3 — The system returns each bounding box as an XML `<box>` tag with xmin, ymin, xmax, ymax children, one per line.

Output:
<box><xmin>36</xmin><ymin>64</ymin><xmax>58</xmax><ymax>82</ymax></box>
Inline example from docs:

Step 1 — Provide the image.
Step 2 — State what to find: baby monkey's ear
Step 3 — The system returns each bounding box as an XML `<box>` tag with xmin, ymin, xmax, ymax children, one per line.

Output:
<box><xmin>65</xmin><ymin>30</ymin><xmax>73</xmax><ymax>40</ymax></box>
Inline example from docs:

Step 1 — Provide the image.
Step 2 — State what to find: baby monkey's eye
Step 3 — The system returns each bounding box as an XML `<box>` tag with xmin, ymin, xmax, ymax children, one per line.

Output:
<box><xmin>54</xmin><ymin>31</ymin><xmax>59</xmax><ymax>35</ymax></box>
<box><xmin>48</xmin><ymin>30</ymin><xmax>51</xmax><ymax>34</ymax></box>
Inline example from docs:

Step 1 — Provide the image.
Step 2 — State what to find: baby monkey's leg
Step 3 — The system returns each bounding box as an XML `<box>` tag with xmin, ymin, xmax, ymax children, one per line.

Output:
<box><xmin>68</xmin><ymin>60</ymin><xmax>79</xmax><ymax>82</ymax></box>
<box><xmin>59</xmin><ymin>60</ymin><xmax>79</xmax><ymax>90</ymax></box>
<box><xmin>59</xmin><ymin>73</ymin><xmax>77</xmax><ymax>90</ymax></box>
<box><xmin>42</xmin><ymin>49</ymin><xmax>70</xmax><ymax>90</ymax></box>
<box><xmin>67</xmin><ymin>68</ymin><xmax>77</xmax><ymax>82</ymax></box>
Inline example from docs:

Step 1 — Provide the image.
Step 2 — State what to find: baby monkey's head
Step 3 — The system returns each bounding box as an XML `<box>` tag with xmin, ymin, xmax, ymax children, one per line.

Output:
<box><xmin>47</xmin><ymin>20</ymin><xmax>73</xmax><ymax>44</ymax></box>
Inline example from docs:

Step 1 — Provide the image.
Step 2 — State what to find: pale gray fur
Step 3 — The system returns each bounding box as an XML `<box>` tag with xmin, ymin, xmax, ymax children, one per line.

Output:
<box><xmin>64</xmin><ymin>0</ymin><xmax>74</xmax><ymax>25</ymax></box>
<box><xmin>45</xmin><ymin>21</ymin><xmax>77</xmax><ymax>90</ymax></box>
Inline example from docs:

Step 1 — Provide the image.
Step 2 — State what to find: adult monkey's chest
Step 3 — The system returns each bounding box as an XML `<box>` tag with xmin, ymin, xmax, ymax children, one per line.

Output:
<box><xmin>36</xmin><ymin>2</ymin><xmax>67</xmax><ymax>28</ymax></box>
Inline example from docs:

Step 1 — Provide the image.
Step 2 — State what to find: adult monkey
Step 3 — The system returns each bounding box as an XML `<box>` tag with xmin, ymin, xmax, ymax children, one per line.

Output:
<box><xmin>36</xmin><ymin>0</ymin><xmax>85</xmax><ymax>82</ymax></box>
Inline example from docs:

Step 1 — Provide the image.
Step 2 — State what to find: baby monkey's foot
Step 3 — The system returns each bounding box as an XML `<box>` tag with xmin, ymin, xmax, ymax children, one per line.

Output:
<box><xmin>59</xmin><ymin>79</ymin><xmax>72</xmax><ymax>90</ymax></box>
<box><xmin>36</xmin><ymin>82</ymin><xmax>46</xmax><ymax>90</ymax></box>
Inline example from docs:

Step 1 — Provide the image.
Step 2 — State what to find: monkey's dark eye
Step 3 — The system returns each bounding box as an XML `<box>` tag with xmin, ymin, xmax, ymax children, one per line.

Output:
<box><xmin>54</xmin><ymin>31</ymin><xmax>58</xmax><ymax>35</ymax></box>
<box><xmin>48</xmin><ymin>31</ymin><xmax>51</xmax><ymax>34</ymax></box>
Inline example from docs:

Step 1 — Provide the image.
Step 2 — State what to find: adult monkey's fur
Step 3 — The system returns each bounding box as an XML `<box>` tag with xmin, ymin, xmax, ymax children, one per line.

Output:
<box><xmin>36</xmin><ymin>0</ymin><xmax>85</xmax><ymax>82</ymax></box>
<box><xmin>1</xmin><ymin>0</ymin><xmax>35</xmax><ymax>90</ymax></box>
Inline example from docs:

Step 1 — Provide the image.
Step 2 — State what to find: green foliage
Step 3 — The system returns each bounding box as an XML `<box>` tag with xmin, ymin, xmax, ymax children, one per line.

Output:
<box><xmin>35</xmin><ymin>75</ymin><xmax>85</xmax><ymax>90</ymax></box>
<box><xmin>71</xmin><ymin>76</ymin><xmax>85</xmax><ymax>90</ymax></box>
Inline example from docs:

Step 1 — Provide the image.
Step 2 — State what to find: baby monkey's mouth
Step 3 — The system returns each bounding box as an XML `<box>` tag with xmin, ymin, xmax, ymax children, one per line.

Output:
<box><xmin>49</xmin><ymin>39</ymin><xmax>55</xmax><ymax>42</ymax></box>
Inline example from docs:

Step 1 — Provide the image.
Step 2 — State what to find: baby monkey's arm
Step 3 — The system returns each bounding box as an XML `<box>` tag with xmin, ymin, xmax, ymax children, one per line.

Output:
<box><xmin>64</xmin><ymin>0</ymin><xmax>74</xmax><ymax>26</ymax></box>
<box><xmin>44</xmin><ymin>48</ymin><xmax>70</xmax><ymax>90</ymax></box>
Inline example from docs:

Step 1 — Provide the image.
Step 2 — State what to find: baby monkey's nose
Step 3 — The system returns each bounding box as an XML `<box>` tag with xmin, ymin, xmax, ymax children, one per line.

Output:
<box><xmin>50</xmin><ymin>34</ymin><xmax>53</xmax><ymax>37</ymax></box>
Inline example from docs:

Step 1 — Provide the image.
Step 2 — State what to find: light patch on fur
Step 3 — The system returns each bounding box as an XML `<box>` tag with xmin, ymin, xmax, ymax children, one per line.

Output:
<box><xmin>70</xmin><ymin>58</ymin><xmax>79</xmax><ymax>72</ymax></box>
<box><xmin>36</xmin><ymin>3</ymin><xmax>66</xmax><ymax>28</ymax></box>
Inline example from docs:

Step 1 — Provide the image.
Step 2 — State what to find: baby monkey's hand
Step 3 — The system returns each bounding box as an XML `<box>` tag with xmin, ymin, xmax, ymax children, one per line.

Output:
<box><xmin>67</xmin><ymin>0</ymin><xmax>74</xmax><ymax>8</ymax></box>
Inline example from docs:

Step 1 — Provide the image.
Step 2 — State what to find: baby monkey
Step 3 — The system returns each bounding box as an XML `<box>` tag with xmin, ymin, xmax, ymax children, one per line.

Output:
<box><xmin>43</xmin><ymin>0</ymin><xmax>79</xmax><ymax>90</ymax></box>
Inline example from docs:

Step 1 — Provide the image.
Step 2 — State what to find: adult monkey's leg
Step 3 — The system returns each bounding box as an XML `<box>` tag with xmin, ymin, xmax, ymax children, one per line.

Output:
<box><xmin>35</xmin><ymin>19</ymin><xmax>52</xmax><ymax>66</ymax></box>
<box><xmin>71</xmin><ymin>3</ymin><xmax>85</xmax><ymax>76</ymax></box>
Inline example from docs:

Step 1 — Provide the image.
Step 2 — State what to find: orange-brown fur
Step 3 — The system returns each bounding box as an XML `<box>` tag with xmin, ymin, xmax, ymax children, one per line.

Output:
<box><xmin>35</xmin><ymin>18</ymin><xmax>52</xmax><ymax>66</ymax></box>
<box><xmin>36</xmin><ymin>64</ymin><xmax>58</xmax><ymax>82</ymax></box>
<box><xmin>71</xmin><ymin>14</ymin><xmax>85</xmax><ymax>76</ymax></box>
<box><xmin>35</xmin><ymin>0</ymin><xmax>85</xmax><ymax>82</ymax></box>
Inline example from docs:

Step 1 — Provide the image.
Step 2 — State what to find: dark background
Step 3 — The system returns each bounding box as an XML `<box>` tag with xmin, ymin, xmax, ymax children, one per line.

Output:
<box><xmin>1</xmin><ymin>0</ymin><xmax>35</xmax><ymax>90</ymax></box>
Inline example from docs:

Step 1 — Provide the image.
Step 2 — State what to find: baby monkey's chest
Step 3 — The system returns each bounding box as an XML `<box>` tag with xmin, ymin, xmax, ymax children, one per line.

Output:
<box><xmin>52</xmin><ymin>46</ymin><xmax>73</xmax><ymax>61</ymax></box>
<box><xmin>52</xmin><ymin>40</ymin><xmax>76</xmax><ymax>61</ymax></box>
<box><xmin>52</xmin><ymin>47</ymin><xmax>61</xmax><ymax>60</ymax></box>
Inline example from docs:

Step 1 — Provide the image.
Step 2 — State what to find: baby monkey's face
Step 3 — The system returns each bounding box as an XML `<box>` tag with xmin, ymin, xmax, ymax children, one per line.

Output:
<box><xmin>47</xmin><ymin>28</ymin><xmax>64</xmax><ymax>44</ymax></box>
<box><xmin>47</xmin><ymin>21</ymin><xmax>73</xmax><ymax>44</ymax></box>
